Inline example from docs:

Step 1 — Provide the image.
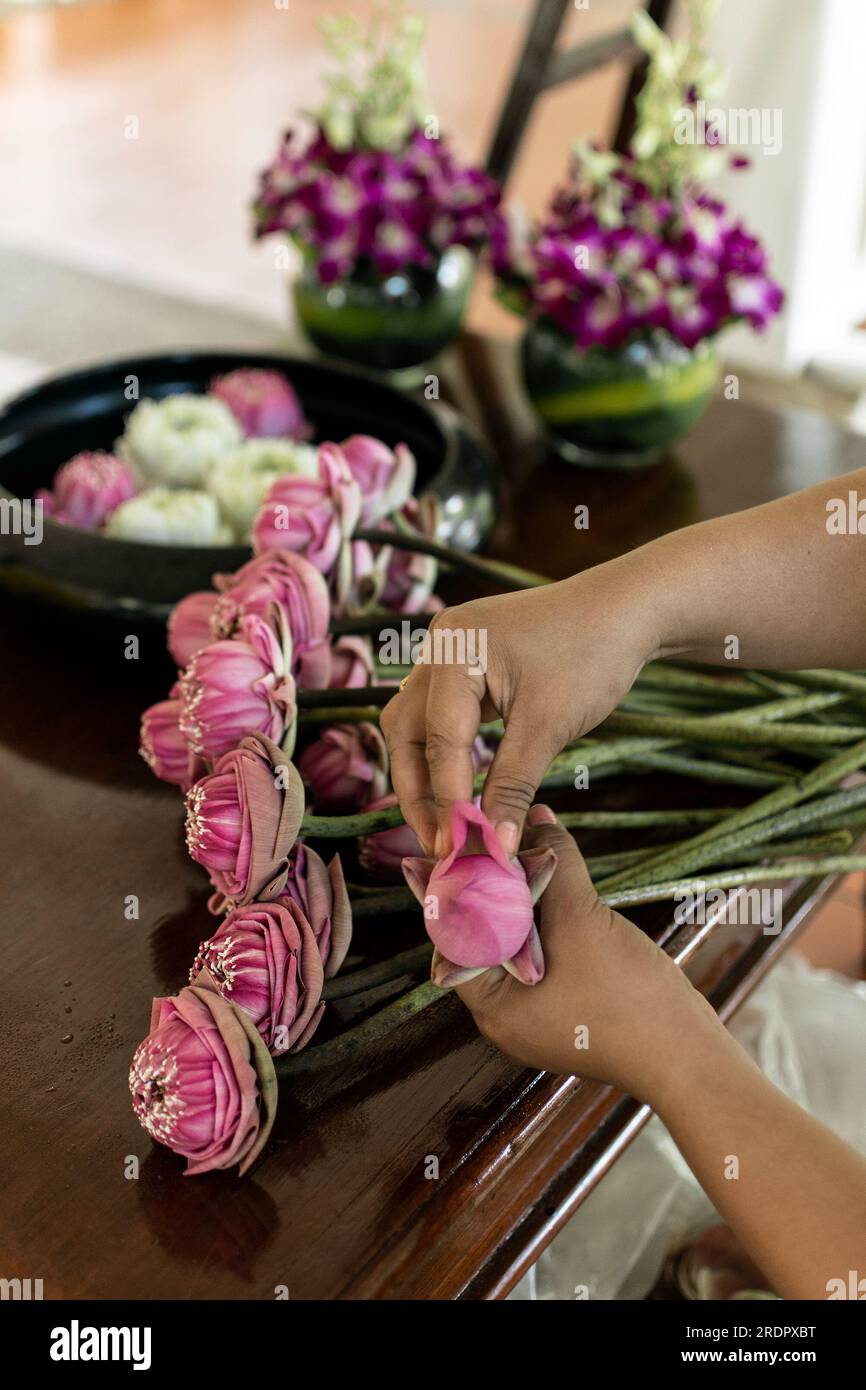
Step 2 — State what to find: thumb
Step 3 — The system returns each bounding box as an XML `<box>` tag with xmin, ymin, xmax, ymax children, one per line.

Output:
<box><xmin>522</xmin><ymin>805</ymin><xmax>606</xmax><ymax>951</ymax></box>
<box><xmin>480</xmin><ymin>713</ymin><xmax>560</xmax><ymax>855</ymax></box>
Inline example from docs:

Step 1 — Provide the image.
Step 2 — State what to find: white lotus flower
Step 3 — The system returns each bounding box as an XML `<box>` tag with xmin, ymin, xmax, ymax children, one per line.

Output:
<box><xmin>117</xmin><ymin>395</ymin><xmax>242</xmax><ymax>488</ymax></box>
<box><xmin>207</xmin><ymin>439</ymin><xmax>319</xmax><ymax>540</ymax></box>
<box><xmin>105</xmin><ymin>488</ymin><xmax>234</xmax><ymax>546</ymax></box>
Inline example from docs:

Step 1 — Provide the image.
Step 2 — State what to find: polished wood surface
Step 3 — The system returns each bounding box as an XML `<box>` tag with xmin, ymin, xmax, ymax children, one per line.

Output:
<box><xmin>2</xmin><ymin>334</ymin><xmax>865</xmax><ymax>1301</ymax></box>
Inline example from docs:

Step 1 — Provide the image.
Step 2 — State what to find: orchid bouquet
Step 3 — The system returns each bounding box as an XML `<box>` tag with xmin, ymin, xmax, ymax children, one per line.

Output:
<box><xmin>252</xmin><ymin>3</ymin><xmax>502</xmax><ymax>289</ymax></box>
<box><xmin>493</xmin><ymin>0</ymin><xmax>783</xmax><ymax>353</ymax></box>
<box><xmin>128</xmin><ymin>365</ymin><xmax>866</xmax><ymax>1178</ymax></box>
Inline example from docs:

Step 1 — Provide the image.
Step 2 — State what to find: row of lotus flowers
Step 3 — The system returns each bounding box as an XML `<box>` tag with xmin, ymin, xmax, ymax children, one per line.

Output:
<box><xmin>127</xmin><ymin>393</ymin><xmax>559</xmax><ymax>1176</ymax></box>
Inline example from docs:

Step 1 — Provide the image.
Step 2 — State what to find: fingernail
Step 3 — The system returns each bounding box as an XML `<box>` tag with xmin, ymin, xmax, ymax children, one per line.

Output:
<box><xmin>528</xmin><ymin>804</ymin><xmax>556</xmax><ymax>826</ymax></box>
<box><xmin>434</xmin><ymin>828</ymin><xmax>445</xmax><ymax>858</ymax></box>
<box><xmin>495</xmin><ymin>819</ymin><xmax>520</xmax><ymax>853</ymax></box>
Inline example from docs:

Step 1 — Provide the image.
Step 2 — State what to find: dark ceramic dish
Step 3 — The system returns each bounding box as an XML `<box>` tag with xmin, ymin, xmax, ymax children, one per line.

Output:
<box><xmin>0</xmin><ymin>351</ymin><xmax>495</xmax><ymax>619</ymax></box>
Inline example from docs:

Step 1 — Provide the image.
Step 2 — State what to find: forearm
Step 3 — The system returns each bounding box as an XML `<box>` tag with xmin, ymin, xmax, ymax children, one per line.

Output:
<box><xmin>653</xmin><ymin>1019</ymin><xmax>866</xmax><ymax>1300</ymax></box>
<box><xmin>626</xmin><ymin>467</ymin><xmax>866</xmax><ymax>669</ymax></box>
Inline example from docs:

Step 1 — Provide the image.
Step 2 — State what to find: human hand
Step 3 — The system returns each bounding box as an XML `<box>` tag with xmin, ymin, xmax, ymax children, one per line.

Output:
<box><xmin>454</xmin><ymin>806</ymin><xmax>722</xmax><ymax>1104</ymax></box>
<box><xmin>380</xmin><ymin>555</ymin><xmax>667</xmax><ymax>857</ymax></box>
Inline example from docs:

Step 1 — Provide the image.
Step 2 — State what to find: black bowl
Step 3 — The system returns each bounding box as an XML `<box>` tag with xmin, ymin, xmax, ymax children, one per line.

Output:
<box><xmin>0</xmin><ymin>351</ymin><xmax>495</xmax><ymax>619</ymax></box>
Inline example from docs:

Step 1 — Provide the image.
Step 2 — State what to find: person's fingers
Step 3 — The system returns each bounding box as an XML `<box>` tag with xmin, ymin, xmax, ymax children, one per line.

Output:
<box><xmin>379</xmin><ymin>665</ymin><xmax>438</xmax><ymax>854</ymax></box>
<box><xmin>424</xmin><ymin>663</ymin><xmax>485</xmax><ymax>854</ymax></box>
<box><xmin>479</xmin><ymin>715</ymin><xmax>561</xmax><ymax>856</ymax></box>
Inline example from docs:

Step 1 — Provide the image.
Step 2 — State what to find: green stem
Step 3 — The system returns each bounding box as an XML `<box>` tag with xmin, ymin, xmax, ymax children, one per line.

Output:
<box><xmin>608</xmin><ymin>787</ymin><xmax>866</xmax><ymax>891</ymax></box>
<box><xmin>602</xmin><ymin>855</ymin><xmax>866</xmax><ymax>911</ymax></box>
<box><xmin>276</xmin><ymin>980</ymin><xmax>442</xmax><ymax>1076</ymax></box>
<box><xmin>350</xmin><ymin>887</ymin><xmax>416</xmax><ymax>917</ymax></box>
<box><xmin>354</xmin><ymin>526</ymin><xmax>550</xmax><ymax>591</ymax></box>
<box><xmin>594</xmin><ymin>739</ymin><xmax>866</xmax><ymax>894</ymax></box>
<box><xmin>627</xmin><ymin>748</ymin><xmax>792</xmax><ymax>788</ymax></box>
<box><xmin>297</xmin><ymin>687</ymin><xmax>394</xmax><ymax>708</ymax></box>
<box><xmin>298</xmin><ymin>705</ymin><xmax>383</xmax><ymax>726</ymax></box>
<box><xmin>322</xmin><ymin>943</ymin><xmax>432</xmax><ymax>999</ymax></box>
<box><xmin>329</xmin><ymin>609</ymin><xmax>436</xmax><ymax>636</ymax></box>
<box><xmin>634</xmin><ymin>665</ymin><xmax>762</xmax><ymax>698</ymax></box>
<box><xmin>557</xmin><ymin>807</ymin><xmax>733</xmax><ymax>829</ymax></box>
<box><xmin>302</xmin><ymin>803</ymin><xmax>406</xmax><ymax>837</ymax></box>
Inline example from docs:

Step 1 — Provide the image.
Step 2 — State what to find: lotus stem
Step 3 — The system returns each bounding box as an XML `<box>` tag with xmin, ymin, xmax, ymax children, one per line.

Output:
<box><xmin>353</xmin><ymin>526</ymin><xmax>551</xmax><ymax>591</ymax></box>
<box><xmin>627</xmin><ymin>748</ymin><xmax>793</xmax><ymax>788</ymax></box>
<box><xmin>329</xmin><ymin>609</ymin><xmax>436</xmax><ymax>636</ymax></box>
<box><xmin>323</xmin><ymin>942</ymin><xmax>433</xmax><ymax>1000</ymax></box>
<box><xmin>298</xmin><ymin>705</ymin><xmax>384</xmax><ymax>726</ymax></box>
<box><xmin>594</xmin><ymin>738</ymin><xmax>866</xmax><ymax>894</ymax></box>
<box><xmin>276</xmin><ymin>980</ymin><xmax>442</xmax><ymax>1076</ymax></box>
<box><xmin>602</xmin><ymin>855</ymin><xmax>866</xmax><ymax>911</ymax></box>
<box><xmin>297</xmin><ymin>686</ymin><xmax>395</xmax><ymax>708</ymax></box>
<box><xmin>557</xmin><ymin>807</ymin><xmax>734</xmax><ymax>829</ymax></box>
<box><xmin>350</xmin><ymin>887</ymin><xmax>417</xmax><ymax>917</ymax></box>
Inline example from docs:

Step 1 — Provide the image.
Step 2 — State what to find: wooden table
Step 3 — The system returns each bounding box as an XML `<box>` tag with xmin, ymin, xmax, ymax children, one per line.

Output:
<box><xmin>2</xmin><ymin>335</ymin><xmax>864</xmax><ymax>1301</ymax></box>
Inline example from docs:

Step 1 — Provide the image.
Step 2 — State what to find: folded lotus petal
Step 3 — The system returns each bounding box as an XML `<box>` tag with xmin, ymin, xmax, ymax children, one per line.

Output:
<box><xmin>503</xmin><ymin>923</ymin><xmax>545</xmax><ymax>985</ymax></box>
<box><xmin>358</xmin><ymin>792</ymin><xmax>423</xmax><ymax>880</ymax></box>
<box><xmin>168</xmin><ymin>590</ymin><xmax>219</xmax><ymax>669</ymax></box>
<box><xmin>325</xmin><ymin>854</ymin><xmax>353</xmax><ymax>977</ymax></box>
<box><xmin>241</xmin><ymin>734</ymin><xmax>306</xmax><ymax>901</ymax></box>
<box><xmin>327</xmin><ymin>635</ymin><xmax>374</xmax><ymax>690</ymax></box>
<box><xmin>430</xmin><ymin>948</ymin><xmax>491</xmax><ymax>989</ymax></box>
<box><xmin>518</xmin><ymin>845</ymin><xmax>558</xmax><ymax>905</ymax></box>
<box><xmin>187</xmin><ymin>980</ymin><xmax>278</xmax><ymax>1177</ymax></box>
<box><xmin>445</xmin><ymin>799</ymin><xmax>515</xmax><ymax>875</ymax></box>
<box><xmin>275</xmin><ymin>843</ymin><xmax>353</xmax><ymax>978</ymax></box>
<box><xmin>401</xmin><ymin>855</ymin><xmax>436</xmax><ymax>906</ymax></box>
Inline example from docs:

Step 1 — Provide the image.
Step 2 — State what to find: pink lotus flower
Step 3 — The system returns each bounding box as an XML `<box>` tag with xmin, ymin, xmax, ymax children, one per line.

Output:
<box><xmin>339</xmin><ymin>435</ymin><xmax>415</xmax><ymax>525</ymax></box>
<box><xmin>379</xmin><ymin>496</ymin><xmax>443</xmax><ymax>615</ymax></box>
<box><xmin>129</xmin><ymin>983</ymin><xmax>277</xmax><ymax>1176</ymax></box>
<box><xmin>331</xmin><ymin>538</ymin><xmax>384</xmax><ymax>617</ymax></box>
<box><xmin>210</xmin><ymin>368</ymin><xmax>313</xmax><ymax>440</ymax></box>
<box><xmin>358</xmin><ymin>793</ymin><xmax>423</xmax><ymax>881</ymax></box>
<box><xmin>327</xmin><ymin>635</ymin><xmax>375</xmax><ymax>689</ymax></box>
<box><xmin>298</xmin><ymin>722</ymin><xmax>389</xmax><ymax>813</ymax></box>
<box><xmin>252</xmin><ymin>443</ymin><xmax>361</xmax><ymax>572</ymax></box>
<box><xmin>190</xmin><ymin>900</ymin><xmax>325</xmax><ymax>1056</ymax></box>
<box><xmin>167</xmin><ymin>590</ymin><xmax>219</xmax><ymax>668</ymax></box>
<box><xmin>139</xmin><ymin>690</ymin><xmax>203</xmax><ymax>789</ymax></box>
<box><xmin>402</xmin><ymin>800</ymin><xmax>557</xmax><ymax>988</ymax></box>
<box><xmin>179</xmin><ymin>612</ymin><xmax>297</xmax><ymax>762</ymax></box>
<box><xmin>275</xmin><ymin>842</ymin><xmax>352</xmax><ymax>977</ymax></box>
<box><xmin>185</xmin><ymin>734</ymin><xmax>307</xmax><ymax>908</ymax></box>
<box><xmin>212</xmin><ymin>550</ymin><xmax>332</xmax><ymax>688</ymax></box>
<box><xmin>37</xmin><ymin>451</ymin><xmax>137</xmax><ymax>530</ymax></box>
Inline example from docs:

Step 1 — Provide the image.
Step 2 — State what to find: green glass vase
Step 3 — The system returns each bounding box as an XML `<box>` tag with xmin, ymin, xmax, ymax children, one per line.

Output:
<box><xmin>293</xmin><ymin>247</ymin><xmax>473</xmax><ymax>384</ymax></box>
<box><xmin>521</xmin><ymin>321</ymin><xmax>719</xmax><ymax>468</ymax></box>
